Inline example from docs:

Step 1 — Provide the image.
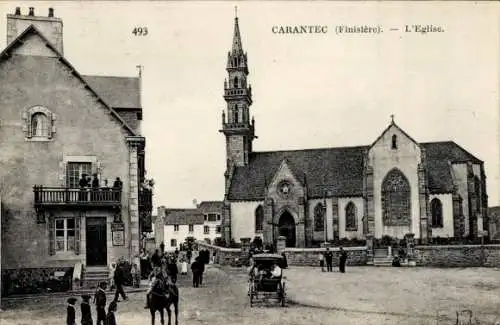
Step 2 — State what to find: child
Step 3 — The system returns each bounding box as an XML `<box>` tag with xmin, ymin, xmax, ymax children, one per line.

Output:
<box><xmin>131</xmin><ymin>263</ymin><xmax>140</xmax><ymax>288</ymax></box>
<box><xmin>66</xmin><ymin>297</ymin><xmax>77</xmax><ymax>325</ymax></box>
<box><xmin>319</xmin><ymin>252</ymin><xmax>325</xmax><ymax>272</ymax></box>
<box><xmin>106</xmin><ymin>300</ymin><xmax>118</xmax><ymax>325</ymax></box>
<box><xmin>109</xmin><ymin>262</ymin><xmax>116</xmax><ymax>291</ymax></box>
<box><xmin>94</xmin><ymin>281</ymin><xmax>107</xmax><ymax>325</ymax></box>
<box><xmin>80</xmin><ymin>294</ymin><xmax>93</xmax><ymax>325</ymax></box>
<box><xmin>180</xmin><ymin>258</ymin><xmax>188</xmax><ymax>275</ymax></box>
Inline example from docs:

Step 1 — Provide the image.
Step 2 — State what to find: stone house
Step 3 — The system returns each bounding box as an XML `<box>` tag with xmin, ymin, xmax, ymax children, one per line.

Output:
<box><xmin>220</xmin><ymin>15</ymin><xmax>489</xmax><ymax>248</ymax></box>
<box><xmin>0</xmin><ymin>7</ymin><xmax>152</xmax><ymax>293</ymax></box>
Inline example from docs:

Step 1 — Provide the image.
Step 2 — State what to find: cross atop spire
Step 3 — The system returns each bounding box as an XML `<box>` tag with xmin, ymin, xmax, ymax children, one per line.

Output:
<box><xmin>232</xmin><ymin>8</ymin><xmax>243</xmax><ymax>53</ymax></box>
<box><xmin>390</xmin><ymin>114</ymin><xmax>395</xmax><ymax>124</ymax></box>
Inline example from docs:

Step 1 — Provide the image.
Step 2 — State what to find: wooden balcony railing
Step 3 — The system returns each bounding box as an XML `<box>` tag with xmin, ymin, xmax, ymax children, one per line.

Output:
<box><xmin>34</xmin><ymin>186</ymin><xmax>121</xmax><ymax>208</ymax></box>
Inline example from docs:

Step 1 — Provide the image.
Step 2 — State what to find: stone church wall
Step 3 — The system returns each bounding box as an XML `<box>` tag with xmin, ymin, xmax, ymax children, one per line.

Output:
<box><xmin>428</xmin><ymin>194</ymin><xmax>454</xmax><ymax>238</ymax></box>
<box><xmin>338</xmin><ymin>197</ymin><xmax>364</xmax><ymax>239</ymax></box>
<box><xmin>230</xmin><ymin>201</ymin><xmax>263</xmax><ymax>242</ymax></box>
<box><xmin>369</xmin><ymin>126</ymin><xmax>422</xmax><ymax>239</ymax></box>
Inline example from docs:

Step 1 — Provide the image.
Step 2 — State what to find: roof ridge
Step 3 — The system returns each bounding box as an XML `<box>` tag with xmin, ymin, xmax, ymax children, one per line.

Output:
<box><xmin>83</xmin><ymin>74</ymin><xmax>139</xmax><ymax>80</ymax></box>
<box><xmin>254</xmin><ymin>145</ymin><xmax>368</xmax><ymax>154</ymax></box>
<box><xmin>0</xmin><ymin>25</ymin><xmax>138</xmax><ymax>137</ymax></box>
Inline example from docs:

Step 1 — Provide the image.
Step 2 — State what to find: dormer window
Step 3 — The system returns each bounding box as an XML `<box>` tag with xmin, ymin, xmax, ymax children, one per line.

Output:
<box><xmin>391</xmin><ymin>134</ymin><xmax>398</xmax><ymax>150</ymax></box>
<box><xmin>22</xmin><ymin>106</ymin><xmax>56</xmax><ymax>141</ymax></box>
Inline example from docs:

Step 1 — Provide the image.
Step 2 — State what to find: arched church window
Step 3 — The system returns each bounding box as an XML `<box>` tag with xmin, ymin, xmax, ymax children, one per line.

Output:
<box><xmin>392</xmin><ymin>134</ymin><xmax>398</xmax><ymax>150</ymax></box>
<box><xmin>314</xmin><ymin>203</ymin><xmax>325</xmax><ymax>231</ymax></box>
<box><xmin>345</xmin><ymin>202</ymin><xmax>357</xmax><ymax>231</ymax></box>
<box><xmin>255</xmin><ymin>205</ymin><xmax>264</xmax><ymax>232</ymax></box>
<box><xmin>234</xmin><ymin>76</ymin><xmax>239</xmax><ymax>88</ymax></box>
<box><xmin>382</xmin><ymin>168</ymin><xmax>411</xmax><ymax>226</ymax></box>
<box><xmin>431</xmin><ymin>198</ymin><xmax>443</xmax><ymax>228</ymax></box>
<box><xmin>31</xmin><ymin>112</ymin><xmax>49</xmax><ymax>137</ymax></box>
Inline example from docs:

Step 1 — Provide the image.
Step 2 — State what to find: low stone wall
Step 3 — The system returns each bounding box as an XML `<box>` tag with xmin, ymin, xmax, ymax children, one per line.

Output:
<box><xmin>283</xmin><ymin>247</ymin><xmax>368</xmax><ymax>267</ymax></box>
<box><xmin>196</xmin><ymin>242</ymin><xmax>241</xmax><ymax>265</ymax></box>
<box><xmin>414</xmin><ymin>245</ymin><xmax>500</xmax><ymax>267</ymax></box>
<box><xmin>1</xmin><ymin>267</ymin><xmax>74</xmax><ymax>297</ymax></box>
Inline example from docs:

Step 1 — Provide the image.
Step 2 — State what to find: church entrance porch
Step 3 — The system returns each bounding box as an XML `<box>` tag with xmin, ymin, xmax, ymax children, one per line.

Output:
<box><xmin>278</xmin><ymin>211</ymin><xmax>296</xmax><ymax>247</ymax></box>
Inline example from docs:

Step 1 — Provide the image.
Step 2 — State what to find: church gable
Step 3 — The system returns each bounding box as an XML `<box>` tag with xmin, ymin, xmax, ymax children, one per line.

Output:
<box><xmin>267</xmin><ymin>159</ymin><xmax>305</xmax><ymax>200</ymax></box>
<box><xmin>368</xmin><ymin>122</ymin><xmax>422</xmax><ymax>166</ymax></box>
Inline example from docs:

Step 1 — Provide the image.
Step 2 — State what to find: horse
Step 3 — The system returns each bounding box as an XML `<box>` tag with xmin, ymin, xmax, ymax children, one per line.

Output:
<box><xmin>149</xmin><ymin>277</ymin><xmax>179</xmax><ymax>325</ymax></box>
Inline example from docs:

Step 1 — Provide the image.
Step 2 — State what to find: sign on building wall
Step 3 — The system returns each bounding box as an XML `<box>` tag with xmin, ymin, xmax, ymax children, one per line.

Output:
<box><xmin>111</xmin><ymin>222</ymin><xmax>125</xmax><ymax>246</ymax></box>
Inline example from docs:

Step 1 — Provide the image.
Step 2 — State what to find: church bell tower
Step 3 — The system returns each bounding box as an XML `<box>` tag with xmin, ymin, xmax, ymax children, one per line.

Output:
<box><xmin>219</xmin><ymin>13</ymin><xmax>256</xmax><ymax>170</ymax></box>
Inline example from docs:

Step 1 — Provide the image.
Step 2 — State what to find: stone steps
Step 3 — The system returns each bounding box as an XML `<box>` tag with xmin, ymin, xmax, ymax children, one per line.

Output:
<box><xmin>81</xmin><ymin>266</ymin><xmax>109</xmax><ymax>289</ymax></box>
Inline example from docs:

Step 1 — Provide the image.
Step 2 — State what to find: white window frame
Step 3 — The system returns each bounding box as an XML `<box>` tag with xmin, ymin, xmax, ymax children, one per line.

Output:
<box><xmin>174</xmin><ymin>224</ymin><xmax>179</xmax><ymax>232</ymax></box>
<box><xmin>188</xmin><ymin>224</ymin><xmax>194</xmax><ymax>233</ymax></box>
<box><xmin>55</xmin><ymin>217</ymin><xmax>75</xmax><ymax>253</ymax></box>
<box><xmin>170</xmin><ymin>239</ymin><xmax>177</xmax><ymax>247</ymax></box>
<box><xmin>204</xmin><ymin>225</ymin><xmax>210</xmax><ymax>234</ymax></box>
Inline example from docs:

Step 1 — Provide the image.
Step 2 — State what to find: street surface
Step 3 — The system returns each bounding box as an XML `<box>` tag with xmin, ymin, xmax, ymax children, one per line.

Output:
<box><xmin>1</xmin><ymin>265</ymin><xmax>499</xmax><ymax>325</ymax></box>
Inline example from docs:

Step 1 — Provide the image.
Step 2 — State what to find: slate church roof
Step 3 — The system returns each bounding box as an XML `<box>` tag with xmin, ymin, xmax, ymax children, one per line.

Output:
<box><xmin>82</xmin><ymin>75</ymin><xmax>141</xmax><ymax>109</ymax></box>
<box><xmin>227</xmin><ymin>141</ymin><xmax>483</xmax><ymax>201</ymax></box>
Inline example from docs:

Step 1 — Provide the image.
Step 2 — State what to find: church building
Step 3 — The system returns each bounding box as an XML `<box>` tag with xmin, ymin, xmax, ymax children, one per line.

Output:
<box><xmin>220</xmin><ymin>15</ymin><xmax>489</xmax><ymax>248</ymax></box>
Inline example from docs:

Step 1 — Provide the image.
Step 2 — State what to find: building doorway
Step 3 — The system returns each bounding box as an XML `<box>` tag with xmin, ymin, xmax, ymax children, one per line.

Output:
<box><xmin>86</xmin><ymin>217</ymin><xmax>107</xmax><ymax>266</ymax></box>
<box><xmin>278</xmin><ymin>211</ymin><xmax>296</xmax><ymax>247</ymax></box>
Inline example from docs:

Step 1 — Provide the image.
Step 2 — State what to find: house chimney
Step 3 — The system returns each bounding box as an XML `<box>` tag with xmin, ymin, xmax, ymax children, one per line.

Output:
<box><xmin>6</xmin><ymin>7</ymin><xmax>64</xmax><ymax>54</ymax></box>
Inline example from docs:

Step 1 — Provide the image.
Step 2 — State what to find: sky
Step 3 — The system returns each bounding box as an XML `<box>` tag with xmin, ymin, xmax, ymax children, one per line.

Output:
<box><xmin>0</xmin><ymin>1</ymin><xmax>498</xmax><ymax>210</ymax></box>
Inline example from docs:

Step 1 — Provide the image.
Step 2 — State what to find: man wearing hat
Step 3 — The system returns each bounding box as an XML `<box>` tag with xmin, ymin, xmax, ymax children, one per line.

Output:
<box><xmin>80</xmin><ymin>294</ymin><xmax>93</xmax><ymax>325</ymax></box>
<box><xmin>66</xmin><ymin>297</ymin><xmax>77</xmax><ymax>325</ymax></box>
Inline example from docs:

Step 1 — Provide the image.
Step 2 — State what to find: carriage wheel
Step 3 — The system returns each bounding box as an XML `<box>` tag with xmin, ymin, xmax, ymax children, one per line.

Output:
<box><xmin>281</xmin><ymin>282</ymin><xmax>286</xmax><ymax>307</ymax></box>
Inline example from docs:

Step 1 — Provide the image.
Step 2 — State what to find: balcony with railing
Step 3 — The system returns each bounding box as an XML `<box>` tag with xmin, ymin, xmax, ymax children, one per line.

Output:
<box><xmin>223</xmin><ymin>87</ymin><xmax>252</xmax><ymax>99</ymax></box>
<box><xmin>33</xmin><ymin>186</ymin><xmax>121</xmax><ymax>209</ymax></box>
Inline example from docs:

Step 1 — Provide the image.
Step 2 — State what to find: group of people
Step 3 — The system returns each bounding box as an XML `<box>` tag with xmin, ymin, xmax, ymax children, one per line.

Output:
<box><xmin>77</xmin><ymin>174</ymin><xmax>123</xmax><ymax>201</ymax></box>
<box><xmin>318</xmin><ymin>247</ymin><xmax>348</xmax><ymax>273</ymax></box>
<box><xmin>66</xmin><ymin>281</ymin><xmax>118</xmax><ymax>325</ymax></box>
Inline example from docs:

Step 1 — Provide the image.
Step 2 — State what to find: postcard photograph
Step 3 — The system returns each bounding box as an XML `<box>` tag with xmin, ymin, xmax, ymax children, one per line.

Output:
<box><xmin>0</xmin><ymin>1</ymin><xmax>499</xmax><ymax>325</ymax></box>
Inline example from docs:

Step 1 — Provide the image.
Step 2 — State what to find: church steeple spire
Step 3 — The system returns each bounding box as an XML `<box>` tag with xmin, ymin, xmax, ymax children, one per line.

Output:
<box><xmin>220</xmin><ymin>12</ymin><xmax>255</xmax><ymax>169</ymax></box>
<box><xmin>232</xmin><ymin>8</ymin><xmax>243</xmax><ymax>53</ymax></box>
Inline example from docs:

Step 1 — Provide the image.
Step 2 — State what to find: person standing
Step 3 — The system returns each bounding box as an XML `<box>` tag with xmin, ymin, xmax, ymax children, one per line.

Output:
<box><xmin>151</xmin><ymin>249</ymin><xmax>161</xmax><ymax>270</ymax></box>
<box><xmin>139</xmin><ymin>249</ymin><xmax>149</xmax><ymax>279</ymax></box>
<box><xmin>186</xmin><ymin>249</ymin><xmax>192</xmax><ymax>264</ymax></box>
<box><xmin>166</xmin><ymin>256</ymin><xmax>179</xmax><ymax>284</ymax></box>
<box><xmin>66</xmin><ymin>297</ymin><xmax>77</xmax><ymax>325</ymax></box>
<box><xmin>191</xmin><ymin>258</ymin><xmax>201</xmax><ymax>288</ymax></box>
<box><xmin>94</xmin><ymin>282</ymin><xmax>107</xmax><ymax>325</ymax></box>
<box><xmin>324</xmin><ymin>247</ymin><xmax>333</xmax><ymax>272</ymax></box>
<box><xmin>319</xmin><ymin>252</ymin><xmax>325</xmax><ymax>272</ymax></box>
<box><xmin>80</xmin><ymin>294</ymin><xmax>93</xmax><ymax>325</ymax></box>
<box><xmin>113</xmin><ymin>263</ymin><xmax>128</xmax><ymax>302</ymax></box>
<box><xmin>339</xmin><ymin>247</ymin><xmax>347</xmax><ymax>273</ymax></box>
<box><xmin>106</xmin><ymin>300</ymin><xmax>118</xmax><ymax>325</ymax></box>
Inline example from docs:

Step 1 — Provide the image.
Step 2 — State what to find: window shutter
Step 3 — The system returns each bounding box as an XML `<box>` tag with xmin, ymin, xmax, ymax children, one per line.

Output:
<box><xmin>49</xmin><ymin>112</ymin><xmax>56</xmax><ymax>138</ymax></box>
<box><xmin>59</xmin><ymin>161</ymin><xmax>66</xmax><ymax>186</ymax></box>
<box><xmin>74</xmin><ymin>216</ymin><xmax>81</xmax><ymax>255</ymax></box>
<box><xmin>48</xmin><ymin>216</ymin><xmax>55</xmax><ymax>256</ymax></box>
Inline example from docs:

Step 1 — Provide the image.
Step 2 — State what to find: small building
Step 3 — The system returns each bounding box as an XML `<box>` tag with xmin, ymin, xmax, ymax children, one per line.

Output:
<box><xmin>198</xmin><ymin>201</ymin><xmax>224</xmax><ymax>244</ymax></box>
<box><xmin>155</xmin><ymin>201</ymin><xmax>224</xmax><ymax>250</ymax></box>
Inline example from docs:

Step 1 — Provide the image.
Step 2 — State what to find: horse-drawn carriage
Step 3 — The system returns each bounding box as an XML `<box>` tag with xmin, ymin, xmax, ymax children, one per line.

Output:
<box><xmin>247</xmin><ymin>253</ymin><xmax>287</xmax><ymax>307</ymax></box>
